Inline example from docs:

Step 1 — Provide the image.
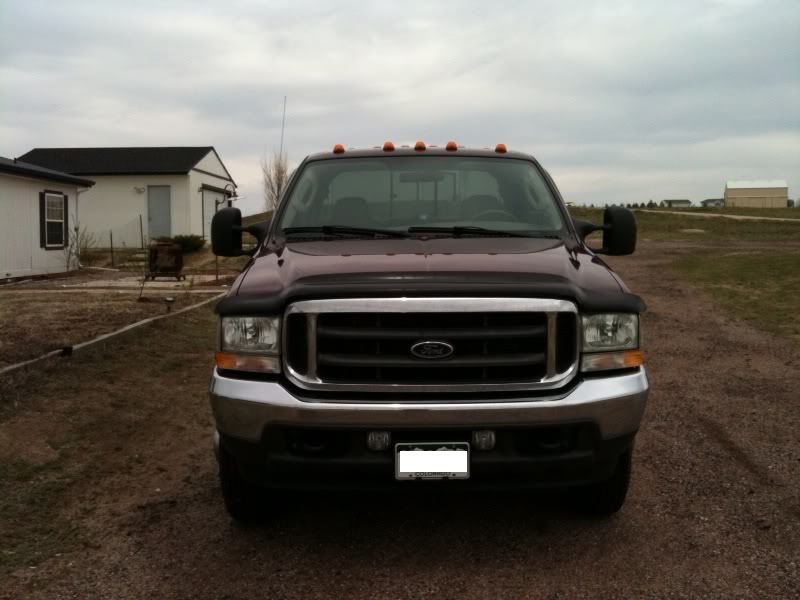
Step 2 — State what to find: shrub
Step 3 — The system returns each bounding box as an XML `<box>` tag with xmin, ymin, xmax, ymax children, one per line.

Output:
<box><xmin>170</xmin><ymin>234</ymin><xmax>206</xmax><ymax>253</ymax></box>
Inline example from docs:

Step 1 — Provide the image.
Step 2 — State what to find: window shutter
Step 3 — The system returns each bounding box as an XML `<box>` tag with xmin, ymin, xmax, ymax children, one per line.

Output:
<box><xmin>39</xmin><ymin>192</ymin><xmax>46</xmax><ymax>248</ymax></box>
<box><xmin>63</xmin><ymin>194</ymin><xmax>69</xmax><ymax>247</ymax></box>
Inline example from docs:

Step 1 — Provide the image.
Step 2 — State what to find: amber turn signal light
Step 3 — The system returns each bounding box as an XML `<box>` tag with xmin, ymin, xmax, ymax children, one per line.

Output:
<box><xmin>215</xmin><ymin>352</ymin><xmax>281</xmax><ymax>373</ymax></box>
<box><xmin>580</xmin><ymin>350</ymin><xmax>644</xmax><ymax>372</ymax></box>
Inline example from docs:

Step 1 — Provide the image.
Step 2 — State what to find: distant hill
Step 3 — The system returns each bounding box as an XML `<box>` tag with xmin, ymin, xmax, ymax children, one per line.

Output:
<box><xmin>242</xmin><ymin>211</ymin><xmax>273</xmax><ymax>226</ymax></box>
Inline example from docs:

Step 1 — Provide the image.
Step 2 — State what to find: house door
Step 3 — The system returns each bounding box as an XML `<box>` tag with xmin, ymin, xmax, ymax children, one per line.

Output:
<box><xmin>202</xmin><ymin>189</ymin><xmax>225</xmax><ymax>239</ymax></box>
<box><xmin>147</xmin><ymin>185</ymin><xmax>171</xmax><ymax>239</ymax></box>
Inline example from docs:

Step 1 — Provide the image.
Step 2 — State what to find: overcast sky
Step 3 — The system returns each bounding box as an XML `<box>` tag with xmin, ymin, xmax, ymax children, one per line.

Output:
<box><xmin>1</xmin><ymin>0</ymin><xmax>798</xmax><ymax>214</ymax></box>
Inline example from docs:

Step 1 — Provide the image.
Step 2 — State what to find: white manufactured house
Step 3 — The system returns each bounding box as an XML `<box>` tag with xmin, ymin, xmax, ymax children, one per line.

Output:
<box><xmin>18</xmin><ymin>147</ymin><xmax>237</xmax><ymax>247</ymax></box>
<box><xmin>0</xmin><ymin>156</ymin><xmax>94</xmax><ymax>279</ymax></box>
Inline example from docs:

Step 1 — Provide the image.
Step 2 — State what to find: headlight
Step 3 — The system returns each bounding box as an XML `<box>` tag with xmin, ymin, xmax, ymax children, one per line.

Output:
<box><xmin>581</xmin><ymin>313</ymin><xmax>641</xmax><ymax>373</ymax></box>
<box><xmin>582</xmin><ymin>314</ymin><xmax>638</xmax><ymax>352</ymax></box>
<box><xmin>221</xmin><ymin>316</ymin><xmax>280</xmax><ymax>354</ymax></box>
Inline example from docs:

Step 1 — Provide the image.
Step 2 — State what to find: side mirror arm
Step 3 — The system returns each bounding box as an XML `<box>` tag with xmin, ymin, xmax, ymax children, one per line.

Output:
<box><xmin>236</xmin><ymin>222</ymin><xmax>270</xmax><ymax>246</ymax></box>
<box><xmin>572</xmin><ymin>219</ymin><xmax>615</xmax><ymax>254</ymax></box>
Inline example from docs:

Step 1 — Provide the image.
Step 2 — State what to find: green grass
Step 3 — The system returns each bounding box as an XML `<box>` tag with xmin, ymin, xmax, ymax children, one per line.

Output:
<box><xmin>672</xmin><ymin>251</ymin><xmax>800</xmax><ymax>343</ymax></box>
<box><xmin>568</xmin><ymin>207</ymin><xmax>800</xmax><ymax>241</ymax></box>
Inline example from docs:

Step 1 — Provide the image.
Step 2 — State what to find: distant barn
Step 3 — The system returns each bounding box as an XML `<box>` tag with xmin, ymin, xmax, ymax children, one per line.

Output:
<box><xmin>724</xmin><ymin>180</ymin><xmax>788</xmax><ymax>208</ymax></box>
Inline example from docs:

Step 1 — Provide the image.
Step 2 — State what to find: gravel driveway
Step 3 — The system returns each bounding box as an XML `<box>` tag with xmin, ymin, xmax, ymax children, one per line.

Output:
<box><xmin>2</xmin><ymin>241</ymin><xmax>798</xmax><ymax>599</ymax></box>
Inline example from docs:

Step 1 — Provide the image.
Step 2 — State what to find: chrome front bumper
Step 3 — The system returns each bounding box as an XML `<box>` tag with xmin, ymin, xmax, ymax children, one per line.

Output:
<box><xmin>209</xmin><ymin>368</ymin><xmax>649</xmax><ymax>442</ymax></box>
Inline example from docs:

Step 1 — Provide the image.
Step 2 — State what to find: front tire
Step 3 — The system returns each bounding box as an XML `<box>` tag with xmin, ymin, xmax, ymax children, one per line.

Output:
<box><xmin>571</xmin><ymin>449</ymin><xmax>632</xmax><ymax>516</ymax></box>
<box><xmin>218</xmin><ymin>442</ymin><xmax>263</xmax><ymax>522</ymax></box>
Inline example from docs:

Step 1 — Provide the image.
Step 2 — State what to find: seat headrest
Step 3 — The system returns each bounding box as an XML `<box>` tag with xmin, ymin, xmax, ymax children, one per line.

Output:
<box><xmin>331</xmin><ymin>196</ymin><xmax>370</xmax><ymax>226</ymax></box>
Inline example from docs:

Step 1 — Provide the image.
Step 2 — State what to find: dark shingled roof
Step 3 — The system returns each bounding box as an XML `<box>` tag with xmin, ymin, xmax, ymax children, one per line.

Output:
<box><xmin>17</xmin><ymin>146</ymin><xmax>220</xmax><ymax>177</ymax></box>
<box><xmin>0</xmin><ymin>156</ymin><xmax>94</xmax><ymax>187</ymax></box>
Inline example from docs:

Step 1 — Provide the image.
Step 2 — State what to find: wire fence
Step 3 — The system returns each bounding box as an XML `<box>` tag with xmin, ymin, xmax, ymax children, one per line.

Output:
<box><xmin>79</xmin><ymin>215</ymin><xmax>146</xmax><ymax>269</ymax></box>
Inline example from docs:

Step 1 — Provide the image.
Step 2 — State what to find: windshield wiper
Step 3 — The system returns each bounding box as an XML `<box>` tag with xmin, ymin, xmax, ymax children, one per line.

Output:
<box><xmin>408</xmin><ymin>226</ymin><xmax>560</xmax><ymax>239</ymax></box>
<box><xmin>282</xmin><ymin>225</ymin><xmax>410</xmax><ymax>239</ymax></box>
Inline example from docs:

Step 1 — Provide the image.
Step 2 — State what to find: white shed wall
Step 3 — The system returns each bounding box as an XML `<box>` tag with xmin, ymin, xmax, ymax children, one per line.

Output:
<box><xmin>0</xmin><ymin>174</ymin><xmax>78</xmax><ymax>278</ymax></box>
<box><xmin>75</xmin><ymin>175</ymin><xmax>190</xmax><ymax>247</ymax></box>
<box><xmin>187</xmin><ymin>170</ymin><xmax>235</xmax><ymax>241</ymax></box>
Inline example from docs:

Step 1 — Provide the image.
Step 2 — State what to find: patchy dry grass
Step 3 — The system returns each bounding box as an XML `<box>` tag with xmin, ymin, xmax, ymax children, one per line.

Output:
<box><xmin>569</xmin><ymin>207</ymin><xmax>800</xmax><ymax>241</ymax></box>
<box><xmin>569</xmin><ymin>207</ymin><xmax>800</xmax><ymax>344</ymax></box>
<box><xmin>672</xmin><ymin>250</ymin><xmax>800</xmax><ymax>344</ymax></box>
<box><xmin>0</xmin><ymin>459</ymin><xmax>82</xmax><ymax>572</ymax></box>
<box><xmin>182</xmin><ymin>248</ymin><xmax>251</xmax><ymax>273</ymax></box>
<box><xmin>670</xmin><ymin>207</ymin><xmax>800</xmax><ymax>219</ymax></box>
<box><xmin>0</xmin><ymin>291</ymin><xmax>200</xmax><ymax>369</ymax></box>
<box><xmin>0</xmin><ymin>307</ymin><xmax>216</xmax><ymax>574</ymax></box>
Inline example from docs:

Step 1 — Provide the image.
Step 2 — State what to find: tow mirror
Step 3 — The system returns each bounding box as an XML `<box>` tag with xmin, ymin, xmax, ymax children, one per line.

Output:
<box><xmin>573</xmin><ymin>206</ymin><xmax>637</xmax><ymax>256</ymax></box>
<box><xmin>211</xmin><ymin>207</ymin><xmax>273</xmax><ymax>256</ymax></box>
<box><xmin>211</xmin><ymin>207</ymin><xmax>243</xmax><ymax>256</ymax></box>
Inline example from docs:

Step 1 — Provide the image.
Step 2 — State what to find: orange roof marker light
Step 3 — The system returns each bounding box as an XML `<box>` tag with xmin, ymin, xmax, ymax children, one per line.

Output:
<box><xmin>333</xmin><ymin>143</ymin><xmax>345</xmax><ymax>154</ymax></box>
<box><xmin>414</xmin><ymin>140</ymin><xmax>426</xmax><ymax>151</ymax></box>
<box><xmin>495</xmin><ymin>143</ymin><xmax>507</xmax><ymax>154</ymax></box>
<box><xmin>383</xmin><ymin>140</ymin><xmax>395</xmax><ymax>151</ymax></box>
<box><xmin>445</xmin><ymin>140</ymin><xmax>458</xmax><ymax>151</ymax></box>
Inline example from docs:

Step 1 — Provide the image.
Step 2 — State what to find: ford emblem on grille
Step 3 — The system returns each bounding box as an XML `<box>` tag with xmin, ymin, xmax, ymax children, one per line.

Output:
<box><xmin>410</xmin><ymin>341</ymin><xmax>454</xmax><ymax>360</ymax></box>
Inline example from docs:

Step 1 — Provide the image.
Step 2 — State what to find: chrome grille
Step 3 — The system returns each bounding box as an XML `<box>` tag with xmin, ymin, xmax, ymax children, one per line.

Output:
<box><xmin>283</xmin><ymin>298</ymin><xmax>579</xmax><ymax>393</ymax></box>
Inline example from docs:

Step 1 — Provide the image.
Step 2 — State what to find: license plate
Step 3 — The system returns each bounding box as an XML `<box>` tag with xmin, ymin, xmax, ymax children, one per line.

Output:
<box><xmin>395</xmin><ymin>442</ymin><xmax>470</xmax><ymax>480</ymax></box>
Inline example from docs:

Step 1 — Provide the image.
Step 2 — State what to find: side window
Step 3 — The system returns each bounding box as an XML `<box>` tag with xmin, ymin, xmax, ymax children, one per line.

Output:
<box><xmin>41</xmin><ymin>192</ymin><xmax>67</xmax><ymax>248</ymax></box>
<box><xmin>281</xmin><ymin>177</ymin><xmax>315</xmax><ymax>227</ymax></box>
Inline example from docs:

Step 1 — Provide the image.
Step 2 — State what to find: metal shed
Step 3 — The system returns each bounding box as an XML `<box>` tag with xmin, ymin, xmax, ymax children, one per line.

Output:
<box><xmin>724</xmin><ymin>180</ymin><xmax>789</xmax><ymax>208</ymax></box>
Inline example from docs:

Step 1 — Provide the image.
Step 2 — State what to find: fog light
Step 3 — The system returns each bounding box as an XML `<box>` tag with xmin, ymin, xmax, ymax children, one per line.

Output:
<box><xmin>472</xmin><ymin>430</ymin><xmax>496</xmax><ymax>451</ymax></box>
<box><xmin>367</xmin><ymin>431</ymin><xmax>391</xmax><ymax>451</ymax></box>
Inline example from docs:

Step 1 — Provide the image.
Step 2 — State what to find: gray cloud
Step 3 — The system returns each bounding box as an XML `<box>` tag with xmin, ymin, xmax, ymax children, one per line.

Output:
<box><xmin>2</xmin><ymin>0</ymin><xmax>798</xmax><ymax>212</ymax></box>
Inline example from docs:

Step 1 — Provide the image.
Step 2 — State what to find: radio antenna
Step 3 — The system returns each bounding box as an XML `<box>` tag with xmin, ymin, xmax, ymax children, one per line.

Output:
<box><xmin>278</xmin><ymin>96</ymin><xmax>287</xmax><ymax>159</ymax></box>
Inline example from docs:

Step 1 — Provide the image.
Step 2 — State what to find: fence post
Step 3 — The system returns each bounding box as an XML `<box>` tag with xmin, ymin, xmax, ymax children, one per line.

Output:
<box><xmin>110</xmin><ymin>230</ymin><xmax>114</xmax><ymax>268</ymax></box>
<box><xmin>139</xmin><ymin>214</ymin><xmax>145</xmax><ymax>249</ymax></box>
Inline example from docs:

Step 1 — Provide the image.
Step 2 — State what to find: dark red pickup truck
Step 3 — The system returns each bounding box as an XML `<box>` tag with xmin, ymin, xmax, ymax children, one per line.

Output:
<box><xmin>209</xmin><ymin>142</ymin><xmax>648</xmax><ymax>520</ymax></box>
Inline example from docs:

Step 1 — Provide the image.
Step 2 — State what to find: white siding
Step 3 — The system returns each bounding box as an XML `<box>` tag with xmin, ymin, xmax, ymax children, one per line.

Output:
<box><xmin>193</xmin><ymin>150</ymin><xmax>230</xmax><ymax>179</ymax></box>
<box><xmin>0</xmin><ymin>174</ymin><xmax>78</xmax><ymax>278</ymax></box>
<box><xmin>187</xmin><ymin>169</ymin><xmax>235</xmax><ymax>241</ymax></box>
<box><xmin>75</xmin><ymin>174</ymin><xmax>190</xmax><ymax>246</ymax></box>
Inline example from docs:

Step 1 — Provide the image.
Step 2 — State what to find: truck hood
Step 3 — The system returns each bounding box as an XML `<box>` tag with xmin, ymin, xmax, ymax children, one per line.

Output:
<box><xmin>218</xmin><ymin>237</ymin><xmax>645</xmax><ymax>315</ymax></box>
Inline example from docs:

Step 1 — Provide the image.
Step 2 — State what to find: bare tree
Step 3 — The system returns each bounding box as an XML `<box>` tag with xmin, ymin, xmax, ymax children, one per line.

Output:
<box><xmin>261</xmin><ymin>150</ymin><xmax>289</xmax><ymax>213</ymax></box>
<box><xmin>62</xmin><ymin>226</ymin><xmax>99</xmax><ymax>272</ymax></box>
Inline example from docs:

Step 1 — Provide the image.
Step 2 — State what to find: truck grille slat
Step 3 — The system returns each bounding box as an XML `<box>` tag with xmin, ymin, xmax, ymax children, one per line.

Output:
<box><xmin>283</xmin><ymin>298</ymin><xmax>579</xmax><ymax>393</ymax></box>
<box><xmin>318</xmin><ymin>352</ymin><xmax>546</xmax><ymax>368</ymax></box>
<box><xmin>316</xmin><ymin>324</ymin><xmax>546</xmax><ymax>340</ymax></box>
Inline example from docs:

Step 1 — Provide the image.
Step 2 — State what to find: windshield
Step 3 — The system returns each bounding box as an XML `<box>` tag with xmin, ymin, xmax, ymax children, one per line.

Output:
<box><xmin>277</xmin><ymin>156</ymin><xmax>565</xmax><ymax>236</ymax></box>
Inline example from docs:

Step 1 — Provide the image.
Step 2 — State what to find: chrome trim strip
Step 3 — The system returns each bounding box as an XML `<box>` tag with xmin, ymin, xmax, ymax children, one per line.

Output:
<box><xmin>282</xmin><ymin>297</ymin><xmax>580</xmax><ymax>394</ymax></box>
<box><xmin>546</xmin><ymin>313</ymin><xmax>557</xmax><ymax>378</ymax></box>
<box><xmin>286</xmin><ymin>297</ymin><xmax>577</xmax><ymax>315</ymax></box>
<box><xmin>306</xmin><ymin>313</ymin><xmax>319</xmax><ymax>381</ymax></box>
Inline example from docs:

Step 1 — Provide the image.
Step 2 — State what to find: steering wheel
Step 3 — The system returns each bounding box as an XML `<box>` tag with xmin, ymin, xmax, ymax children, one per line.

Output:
<box><xmin>471</xmin><ymin>209</ymin><xmax>517</xmax><ymax>222</ymax></box>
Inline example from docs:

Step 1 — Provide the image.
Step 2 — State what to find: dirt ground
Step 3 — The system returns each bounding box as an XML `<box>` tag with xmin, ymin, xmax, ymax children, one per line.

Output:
<box><xmin>0</xmin><ymin>289</ymin><xmax>217</xmax><ymax>369</ymax></box>
<box><xmin>1</xmin><ymin>240</ymin><xmax>799</xmax><ymax>598</ymax></box>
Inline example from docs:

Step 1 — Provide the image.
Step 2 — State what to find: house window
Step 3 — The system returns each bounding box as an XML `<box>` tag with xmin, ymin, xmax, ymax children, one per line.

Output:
<box><xmin>44</xmin><ymin>193</ymin><xmax>66</xmax><ymax>247</ymax></box>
